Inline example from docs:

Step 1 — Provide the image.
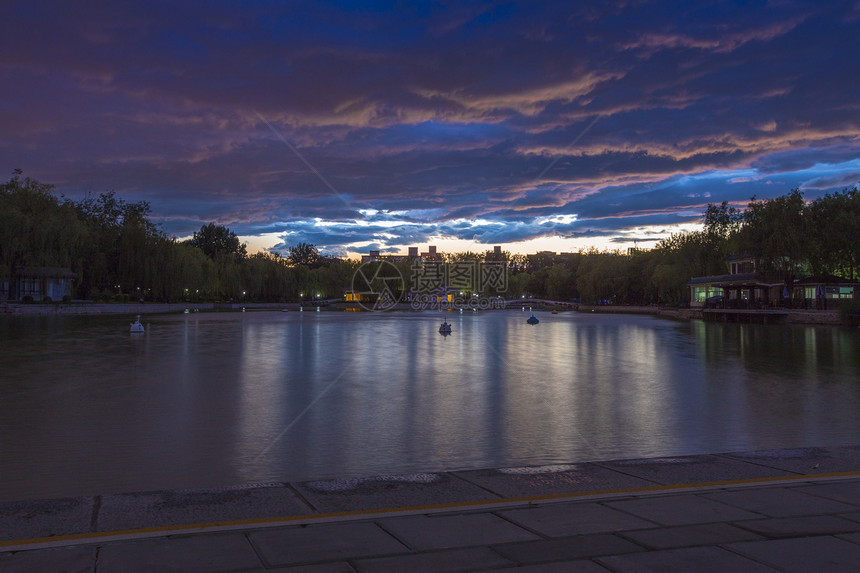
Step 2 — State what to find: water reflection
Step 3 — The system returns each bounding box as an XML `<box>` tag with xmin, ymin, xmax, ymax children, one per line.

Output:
<box><xmin>688</xmin><ymin>320</ymin><xmax>860</xmax><ymax>449</ymax></box>
<box><xmin>1</xmin><ymin>311</ymin><xmax>859</xmax><ymax>501</ymax></box>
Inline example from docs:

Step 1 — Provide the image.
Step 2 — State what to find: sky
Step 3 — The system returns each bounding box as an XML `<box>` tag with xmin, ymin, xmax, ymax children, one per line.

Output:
<box><xmin>3</xmin><ymin>1</ymin><xmax>859</xmax><ymax>258</ymax></box>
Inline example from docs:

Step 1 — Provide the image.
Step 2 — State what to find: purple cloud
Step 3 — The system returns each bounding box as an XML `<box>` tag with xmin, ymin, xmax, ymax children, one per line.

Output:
<box><xmin>2</xmin><ymin>0</ymin><xmax>859</xmax><ymax>253</ymax></box>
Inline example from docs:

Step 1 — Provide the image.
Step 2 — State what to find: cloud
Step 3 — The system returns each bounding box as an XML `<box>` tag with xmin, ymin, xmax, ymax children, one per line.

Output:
<box><xmin>2</xmin><ymin>0</ymin><xmax>859</xmax><ymax>254</ymax></box>
<box><xmin>800</xmin><ymin>171</ymin><xmax>860</xmax><ymax>190</ymax></box>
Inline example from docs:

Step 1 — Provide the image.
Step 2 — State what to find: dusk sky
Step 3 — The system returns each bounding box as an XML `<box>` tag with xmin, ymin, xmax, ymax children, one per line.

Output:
<box><xmin>3</xmin><ymin>1</ymin><xmax>859</xmax><ymax>257</ymax></box>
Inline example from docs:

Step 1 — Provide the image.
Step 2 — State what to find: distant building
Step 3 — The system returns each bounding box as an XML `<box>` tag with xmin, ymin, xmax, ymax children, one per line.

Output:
<box><xmin>526</xmin><ymin>251</ymin><xmax>560</xmax><ymax>270</ymax></box>
<box><xmin>343</xmin><ymin>288</ymin><xmax>371</xmax><ymax>303</ymax></box>
<box><xmin>360</xmin><ymin>245</ymin><xmax>442</xmax><ymax>263</ymax></box>
<box><xmin>687</xmin><ymin>255</ymin><xmax>857</xmax><ymax>309</ymax></box>
<box><xmin>360</xmin><ymin>250</ymin><xmax>383</xmax><ymax>263</ymax></box>
<box><xmin>1</xmin><ymin>266</ymin><xmax>76</xmax><ymax>302</ymax></box>
<box><xmin>687</xmin><ymin>255</ymin><xmax>780</xmax><ymax>307</ymax></box>
<box><xmin>421</xmin><ymin>245</ymin><xmax>442</xmax><ymax>260</ymax></box>
<box><xmin>794</xmin><ymin>275</ymin><xmax>857</xmax><ymax>309</ymax></box>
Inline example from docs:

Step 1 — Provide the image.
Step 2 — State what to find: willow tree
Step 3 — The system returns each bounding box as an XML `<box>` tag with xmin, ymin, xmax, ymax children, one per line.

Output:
<box><xmin>0</xmin><ymin>170</ymin><xmax>84</xmax><ymax>299</ymax></box>
<box><xmin>189</xmin><ymin>223</ymin><xmax>247</xmax><ymax>261</ymax></box>
<box><xmin>287</xmin><ymin>242</ymin><xmax>321</xmax><ymax>267</ymax></box>
<box><xmin>738</xmin><ymin>190</ymin><xmax>807</xmax><ymax>293</ymax></box>
<box><xmin>806</xmin><ymin>187</ymin><xmax>860</xmax><ymax>279</ymax></box>
<box><xmin>576</xmin><ymin>249</ymin><xmax>627</xmax><ymax>304</ymax></box>
<box><xmin>72</xmin><ymin>191</ymin><xmax>159</xmax><ymax>298</ymax></box>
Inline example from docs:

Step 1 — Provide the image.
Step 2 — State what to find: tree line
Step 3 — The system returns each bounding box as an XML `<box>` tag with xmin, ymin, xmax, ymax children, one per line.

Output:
<box><xmin>2</xmin><ymin>171</ymin><xmax>857</xmax><ymax>304</ymax></box>
<box><xmin>0</xmin><ymin>171</ymin><xmax>352</xmax><ymax>303</ymax></box>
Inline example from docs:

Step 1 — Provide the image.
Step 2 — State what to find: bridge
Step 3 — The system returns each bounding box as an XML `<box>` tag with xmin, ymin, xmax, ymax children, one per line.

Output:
<box><xmin>501</xmin><ymin>298</ymin><xmax>578</xmax><ymax>308</ymax></box>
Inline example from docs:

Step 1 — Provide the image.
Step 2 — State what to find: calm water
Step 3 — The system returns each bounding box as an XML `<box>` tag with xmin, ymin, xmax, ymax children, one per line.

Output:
<box><xmin>1</xmin><ymin>310</ymin><xmax>859</xmax><ymax>501</ymax></box>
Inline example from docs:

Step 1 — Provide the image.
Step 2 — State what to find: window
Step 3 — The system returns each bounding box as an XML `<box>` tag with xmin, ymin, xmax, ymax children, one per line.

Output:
<box><xmin>825</xmin><ymin>286</ymin><xmax>854</xmax><ymax>299</ymax></box>
<box><xmin>693</xmin><ymin>286</ymin><xmax>723</xmax><ymax>302</ymax></box>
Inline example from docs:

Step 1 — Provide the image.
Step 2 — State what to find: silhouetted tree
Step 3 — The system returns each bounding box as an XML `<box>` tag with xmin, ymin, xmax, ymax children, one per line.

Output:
<box><xmin>288</xmin><ymin>242</ymin><xmax>321</xmax><ymax>267</ymax></box>
<box><xmin>738</xmin><ymin>190</ymin><xmax>807</xmax><ymax>293</ymax></box>
<box><xmin>189</xmin><ymin>223</ymin><xmax>247</xmax><ymax>260</ymax></box>
<box><xmin>806</xmin><ymin>186</ymin><xmax>860</xmax><ymax>279</ymax></box>
<box><xmin>0</xmin><ymin>170</ymin><xmax>84</xmax><ymax>299</ymax></box>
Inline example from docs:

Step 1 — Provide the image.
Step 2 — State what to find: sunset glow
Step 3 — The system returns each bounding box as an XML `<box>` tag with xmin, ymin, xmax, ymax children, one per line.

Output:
<box><xmin>3</xmin><ymin>1</ymin><xmax>859</xmax><ymax>256</ymax></box>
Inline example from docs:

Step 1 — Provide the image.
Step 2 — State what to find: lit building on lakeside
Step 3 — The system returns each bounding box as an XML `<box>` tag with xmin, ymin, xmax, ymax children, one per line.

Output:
<box><xmin>0</xmin><ymin>266</ymin><xmax>76</xmax><ymax>302</ymax></box>
<box><xmin>688</xmin><ymin>254</ymin><xmax>857</xmax><ymax>309</ymax></box>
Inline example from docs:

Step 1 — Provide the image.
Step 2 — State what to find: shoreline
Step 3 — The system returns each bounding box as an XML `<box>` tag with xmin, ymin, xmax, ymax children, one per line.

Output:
<box><xmin>0</xmin><ymin>301</ymin><xmax>850</xmax><ymax>326</ymax></box>
<box><xmin>576</xmin><ymin>304</ymin><xmax>848</xmax><ymax>326</ymax></box>
<box><xmin>3</xmin><ymin>445</ymin><xmax>859</xmax><ymax>545</ymax></box>
<box><xmin>0</xmin><ymin>301</ymin><xmax>291</xmax><ymax>316</ymax></box>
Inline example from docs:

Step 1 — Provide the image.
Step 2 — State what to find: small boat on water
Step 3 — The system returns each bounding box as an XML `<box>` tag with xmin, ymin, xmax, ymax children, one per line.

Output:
<box><xmin>551</xmin><ymin>309</ymin><xmax>558</xmax><ymax>314</ymax></box>
<box><xmin>439</xmin><ymin>320</ymin><xmax>452</xmax><ymax>334</ymax></box>
<box><xmin>130</xmin><ymin>319</ymin><xmax>144</xmax><ymax>333</ymax></box>
<box><xmin>527</xmin><ymin>315</ymin><xmax>539</xmax><ymax>325</ymax></box>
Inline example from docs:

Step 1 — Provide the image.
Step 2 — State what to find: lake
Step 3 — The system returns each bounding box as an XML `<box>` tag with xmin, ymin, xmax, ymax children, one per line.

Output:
<box><xmin>1</xmin><ymin>309</ymin><xmax>859</xmax><ymax>501</ymax></box>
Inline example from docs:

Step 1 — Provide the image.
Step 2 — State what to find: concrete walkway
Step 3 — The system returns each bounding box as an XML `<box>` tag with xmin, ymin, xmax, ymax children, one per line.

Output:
<box><xmin>3</xmin><ymin>446</ymin><xmax>860</xmax><ymax>571</ymax></box>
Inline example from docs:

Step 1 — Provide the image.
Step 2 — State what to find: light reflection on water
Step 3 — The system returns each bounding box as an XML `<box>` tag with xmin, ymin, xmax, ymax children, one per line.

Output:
<box><xmin>1</xmin><ymin>311</ymin><xmax>859</xmax><ymax>501</ymax></box>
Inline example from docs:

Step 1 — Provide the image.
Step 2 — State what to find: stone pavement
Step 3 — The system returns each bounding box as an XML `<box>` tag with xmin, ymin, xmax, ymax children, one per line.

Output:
<box><xmin>3</xmin><ymin>446</ymin><xmax>860</xmax><ymax>572</ymax></box>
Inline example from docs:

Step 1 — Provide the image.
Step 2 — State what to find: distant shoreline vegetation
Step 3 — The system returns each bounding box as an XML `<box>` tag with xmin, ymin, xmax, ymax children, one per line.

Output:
<box><xmin>2</xmin><ymin>171</ymin><xmax>858</xmax><ymax>306</ymax></box>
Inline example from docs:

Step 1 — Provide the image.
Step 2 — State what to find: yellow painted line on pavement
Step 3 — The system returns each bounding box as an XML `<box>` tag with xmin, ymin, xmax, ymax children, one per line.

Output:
<box><xmin>3</xmin><ymin>470</ymin><xmax>860</xmax><ymax>551</ymax></box>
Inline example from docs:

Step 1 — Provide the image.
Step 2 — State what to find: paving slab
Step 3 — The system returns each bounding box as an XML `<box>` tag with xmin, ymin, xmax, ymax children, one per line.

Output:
<box><xmin>732</xmin><ymin>515</ymin><xmax>860</xmax><ymax>538</ymax></box>
<box><xmin>726</xmin><ymin>536</ymin><xmax>860</xmax><ymax>572</ymax></box>
<box><xmin>0</xmin><ymin>545</ymin><xmax>95</xmax><ymax>573</ymax></box>
<box><xmin>0</xmin><ymin>497</ymin><xmax>94</xmax><ymax>541</ymax></box>
<box><xmin>596</xmin><ymin>545</ymin><xmax>778</xmax><ymax>572</ymax></box>
<box><xmin>605</xmin><ymin>494</ymin><xmax>762</xmax><ymax>526</ymax></box>
<box><xmin>291</xmin><ymin>472</ymin><xmax>498</xmax><ymax>513</ymax></box>
<box><xmin>596</xmin><ymin>454</ymin><xmax>796</xmax><ymax>485</ymax></box>
<box><xmin>618</xmin><ymin>522</ymin><xmax>764</xmax><ymax>550</ymax></box>
<box><xmin>95</xmin><ymin>483</ymin><xmax>310</xmax><ymax>532</ymax></box>
<box><xmin>249</xmin><ymin>522</ymin><xmax>408</xmax><ymax>566</ymax></box>
<box><xmin>255</xmin><ymin>564</ymin><xmax>356</xmax><ymax>573</ymax></box>
<box><xmin>701</xmin><ymin>486</ymin><xmax>859</xmax><ymax>517</ymax></box>
<box><xmin>722</xmin><ymin>446</ymin><xmax>860</xmax><ymax>474</ymax></box>
<box><xmin>6</xmin><ymin>450</ymin><xmax>860</xmax><ymax>573</ymax></box>
<box><xmin>377</xmin><ymin>513</ymin><xmax>539</xmax><ymax>551</ymax></box>
<box><xmin>453</xmin><ymin>463</ymin><xmax>657</xmax><ymax>498</ymax></box>
<box><xmin>792</xmin><ymin>480</ymin><xmax>860</xmax><ymax>505</ymax></box>
<box><xmin>835</xmin><ymin>531</ymin><xmax>860</xmax><ymax>545</ymax></box>
<box><xmin>96</xmin><ymin>533</ymin><xmax>262</xmax><ymax>573</ymax></box>
<box><xmin>498</xmin><ymin>502</ymin><xmax>655</xmax><ymax>537</ymax></box>
<box><xmin>481</xmin><ymin>560</ymin><xmax>612</xmax><ymax>572</ymax></box>
<box><xmin>491</xmin><ymin>532</ymin><xmax>644</xmax><ymax>564</ymax></box>
<box><xmin>353</xmin><ymin>547</ymin><xmax>513</xmax><ymax>572</ymax></box>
